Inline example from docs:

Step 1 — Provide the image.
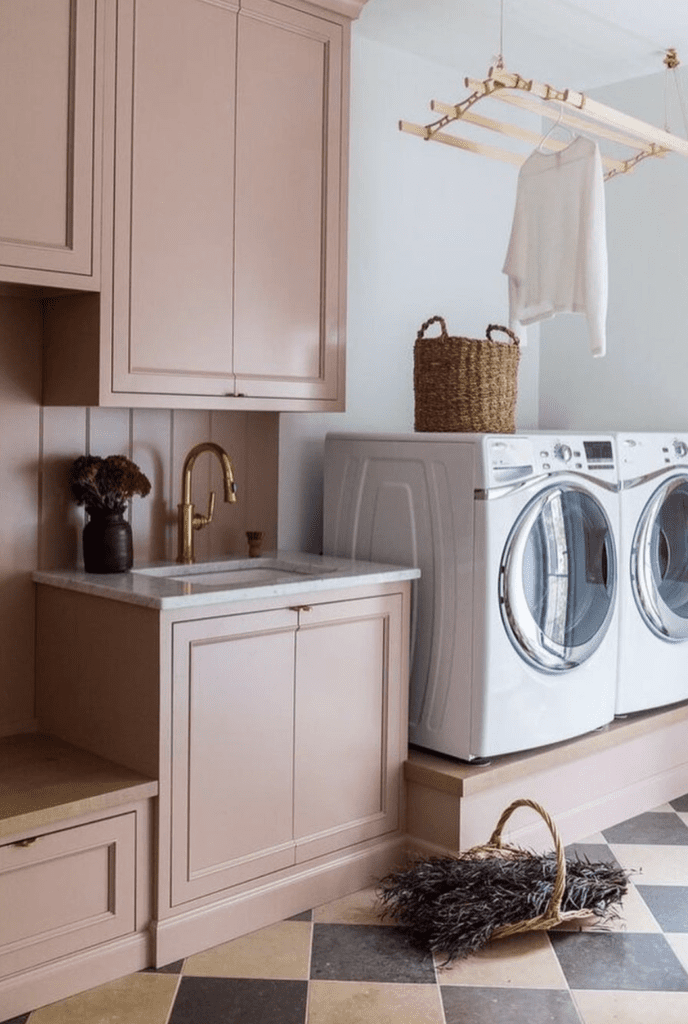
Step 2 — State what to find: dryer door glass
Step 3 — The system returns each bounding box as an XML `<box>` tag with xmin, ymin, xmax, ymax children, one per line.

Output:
<box><xmin>632</xmin><ymin>476</ymin><xmax>688</xmax><ymax>640</ymax></box>
<box><xmin>500</xmin><ymin>485</ymin><xmax>617</xmax><ymax>671</ymax></box>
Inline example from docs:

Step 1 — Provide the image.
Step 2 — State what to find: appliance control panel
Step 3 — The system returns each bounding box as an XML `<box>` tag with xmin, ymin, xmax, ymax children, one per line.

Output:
<box><xmin>481</xmin><ymin>434</ymin><xmax>617</xmax><ymax>489</ymax></box>
<box><xmin>618</xmin><ymin>433</ymin><xmax>688</xmax><ymax>476</ymax></box>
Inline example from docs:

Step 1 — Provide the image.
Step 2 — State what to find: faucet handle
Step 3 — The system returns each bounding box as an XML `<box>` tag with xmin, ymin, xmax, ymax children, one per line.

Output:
<box><xmin>193</xmin><ymin>491</ymin><xmax>216</xmax><ymax>530</ymax></box>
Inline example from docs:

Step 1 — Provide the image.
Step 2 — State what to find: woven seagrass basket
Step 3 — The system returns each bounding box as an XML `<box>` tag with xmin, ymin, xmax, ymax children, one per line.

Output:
<box><xmin>414</xmin><ymin>316</ymin><xmax>520</xmax><ymax>433</ymax></box>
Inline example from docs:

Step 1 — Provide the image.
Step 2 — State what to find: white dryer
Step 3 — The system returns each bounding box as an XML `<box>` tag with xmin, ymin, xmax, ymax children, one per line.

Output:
<box><xmin>615</xmin><ymin>432</ymin><xmax>688</xmax><ymax>715</ymax></box>
<box><xmin>324</xmin><ymin>432</ymin><xmax>620</xmax><ymax>761</ymax></box>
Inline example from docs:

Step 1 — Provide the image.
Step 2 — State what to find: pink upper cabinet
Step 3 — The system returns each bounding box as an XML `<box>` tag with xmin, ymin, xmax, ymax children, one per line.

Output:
<box><xmin>110</xmin><ymin>0</ymin><xmax>239</xmax><ymax>397</ymax></box>
<box><xmin>232</xmin><ymin>0</ymin><xmax>344</xmax><ymax>404</ymax></box>
<box><xmin>39</xmin><ymin>0</ymin><xmax>359</xmax><ymax>411</ymax></box>
<box><xmin>0</xmin><ymin>0</ymin><xmax>101</xmax><ymax>288</ymax></box>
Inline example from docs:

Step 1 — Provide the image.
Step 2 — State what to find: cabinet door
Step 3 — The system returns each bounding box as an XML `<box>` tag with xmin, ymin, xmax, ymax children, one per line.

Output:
<box><xmin>0</xmin><ymin>0</ymin><xmax>99</xmax><ymax>283</ymax></box>
<box><xmin>294</xmin><ymin>594</ymin><xmax>404</xmax><ymax>861</ymax></box>
<box><xmin>233</xmin><ymin>0</ymin><xmax>345</xmax><ymax>403</ymax></box>
<box><xmin>171</xmin><ymin>608</ymin><xmax>297</xmax><ymax>906</ymax></box>
<box><xmin>110</xmin><ymin>0</ymin><xmax>237</xmax><ymax>397</ymax></box>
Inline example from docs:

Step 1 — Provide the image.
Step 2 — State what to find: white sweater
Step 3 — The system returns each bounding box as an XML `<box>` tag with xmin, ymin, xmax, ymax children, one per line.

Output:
<box><xmin>502</xmin><ymin>135</ymin><xmax>608</xmax><ymax>357</ymax></box>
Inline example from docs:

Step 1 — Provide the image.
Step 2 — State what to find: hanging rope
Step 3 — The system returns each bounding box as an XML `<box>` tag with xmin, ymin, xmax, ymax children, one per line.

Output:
<box><xmin>663</xmin><ymin>48</ymin><xmax>688</xmax><ymax>140</ymax></box>
<box><xmin>494</xmin><ymin>0</ymin><xmax>505</xmax><ymax>71</ymax></box>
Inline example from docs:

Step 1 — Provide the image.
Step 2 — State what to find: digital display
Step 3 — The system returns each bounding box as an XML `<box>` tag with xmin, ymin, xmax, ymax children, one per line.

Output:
<box><xmin>583</xmin><ymin>441</ymin><xmax>613</xmax><ymax>462</ymax></box>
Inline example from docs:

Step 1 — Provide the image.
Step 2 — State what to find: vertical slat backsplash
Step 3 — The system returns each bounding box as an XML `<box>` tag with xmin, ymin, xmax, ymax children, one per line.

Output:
<box><xmin>0</xmin><ymin>294</ymin><xmax>280</xmax><ymax>737</ymax></box>
<box><xmin>38</xmin><ymin>408</ymin><xmax>87</xmax><ymax>571</ymax></box>
<box><xmin>131</xmin><ymin>408</ymin><xmax>174</xmax><ymax>564</ymax></box>
<box><xmin>0</xmin><ymin>296</ymin><xmax>42</xmax><ymax>734</ymax></box>
<box><xmin>39</xmin><ymin>408</ymin><xmax>279</xmax><ymax>570</ymax></box>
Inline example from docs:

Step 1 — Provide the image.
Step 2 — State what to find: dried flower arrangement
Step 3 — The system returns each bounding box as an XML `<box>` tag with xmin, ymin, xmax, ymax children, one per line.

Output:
<box><xmin>69</xmin><ymin>455</ymin><xmax>151</xmax><ymax>514</ymax></box>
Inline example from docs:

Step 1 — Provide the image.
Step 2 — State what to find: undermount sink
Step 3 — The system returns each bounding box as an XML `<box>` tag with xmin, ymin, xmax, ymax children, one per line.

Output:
<box><xmin>131</xmin><ymin>557</ymin><xmax>338</xmax><ymax>591</ymax></box>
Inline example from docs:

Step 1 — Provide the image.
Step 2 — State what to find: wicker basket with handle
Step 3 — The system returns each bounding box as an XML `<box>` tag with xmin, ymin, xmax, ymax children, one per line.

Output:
<box><xmin>413</xmin><ymin>316</ymin><xmax>520</xmax><ymax>433</ymax></box>
<box><xmin>377</xmin><ymin>798</ymin><xmax>629</xmax><ymax>961</ymax></box>
<box><xmin>460</xmin><ymin>799</ymin><xmax>591</xmax><ymax>940</ymax></box>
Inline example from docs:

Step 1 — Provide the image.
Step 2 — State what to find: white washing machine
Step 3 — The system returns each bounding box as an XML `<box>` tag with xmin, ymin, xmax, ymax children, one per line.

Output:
<box><xmin>324</xmin><ymin>431</ymin><xmax>620</xmax><ymax>761</ymax></box>
<box><xmin>615</xmin><ymin>432</ymin><xmax>688</xmax><ymax>715</ymax></box>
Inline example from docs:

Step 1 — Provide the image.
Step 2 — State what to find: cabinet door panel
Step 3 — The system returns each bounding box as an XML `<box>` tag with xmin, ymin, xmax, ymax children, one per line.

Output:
<box><xmin>294</xmin><ymin>595</ymin><xmax>403</xmax><ymax>860</ymax></box>
<box><xmin>233</xmin><ymin>0</ymin><xmax>343</xmax><ymax>400</ymax></box>
<box><xmin>171</xmin><ymin>609</ymin><xmax>297</xmax><ymax>905</ymax></box>
<box><xmin>0</xmin><ymin>0</ymin><xmax>97</xmax><ymax>280</ymax></box>
<box><xmin>111</xmin><ymin>0</ymin><xmax>237</xmax><ymax>396</ymax></box>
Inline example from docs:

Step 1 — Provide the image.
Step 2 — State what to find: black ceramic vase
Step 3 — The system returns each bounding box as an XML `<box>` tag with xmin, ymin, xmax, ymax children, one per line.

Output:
<box><xmin>83</xmin><ymin>507</ymin><xmax>133</xmax><ymax>573</ymax></box>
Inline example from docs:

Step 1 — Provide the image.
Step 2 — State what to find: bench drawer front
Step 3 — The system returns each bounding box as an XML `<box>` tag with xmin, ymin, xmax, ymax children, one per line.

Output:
<box><xmin>0</xmin><ymin>813</ymin><xmax>136</xmax><ymax>978</ymax></box>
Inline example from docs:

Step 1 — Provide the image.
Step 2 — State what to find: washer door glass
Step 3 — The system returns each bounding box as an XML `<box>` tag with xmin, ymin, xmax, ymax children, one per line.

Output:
<box><xmin>500</xmin><ymin>485</ymin><xmax>617</xmax><ymax>671</ymax></box>
<box><xmin>632</xmin><ymin>476</ymin><xmax>688</xmax><ymax>640</ymax></box>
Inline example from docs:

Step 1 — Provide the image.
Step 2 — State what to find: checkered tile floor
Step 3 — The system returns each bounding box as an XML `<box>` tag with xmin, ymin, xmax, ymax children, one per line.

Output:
<box><xmin>6</xmin><ymin>795</ymin><xmax>688</xmax><ymax>1024</ymax></box>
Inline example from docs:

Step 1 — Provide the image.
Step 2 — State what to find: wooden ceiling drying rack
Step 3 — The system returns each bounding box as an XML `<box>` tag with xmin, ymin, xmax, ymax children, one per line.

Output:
<box><xmin>400</xmin><ymin>60</ymin><xmax>688</xmax><ymax>181</ymax></box>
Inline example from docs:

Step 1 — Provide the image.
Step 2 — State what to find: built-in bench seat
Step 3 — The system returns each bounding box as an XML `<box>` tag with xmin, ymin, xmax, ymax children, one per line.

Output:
<box><xmin>0</xmin><ymin>733</ymin><xmax>157</xmax><ymax>1021</ymax></box>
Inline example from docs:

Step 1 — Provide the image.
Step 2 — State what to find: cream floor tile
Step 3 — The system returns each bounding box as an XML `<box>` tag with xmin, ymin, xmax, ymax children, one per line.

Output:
<box><xmin>665</xmin><ymin>934</ymin><xmax>688</xmax><ymax>974</ymax></box>
<box><xmin>608</xmin><ymin>844</ymin><xmax>688</xmax><ymax>885</ymax></box>
<box><xmin>307</xmin><ymin>980</ymin><xmax>445</xmax><ymax>1024</ymax></box>
<box><xmin>182</xmin><ymin>920</ymin><xmax>311</xmax><ymax>979</ymax></box>
<box><xmin>28</xmin><ymin>972</ymin><xmax>179</xmax><ymax>1024</ymax></box>
<box><xmin>649</xmin><ymin>803</ymin><xmax>676</xmax><ymax>813</ymax></box>
<box><xmin>573</xmin><ymin>989</ymin><xmax>688</xmax><ymax>1024</ymax></box>
<box><xmin>314</xmin><ymin>886</ymin><xmax>393</xmax><ymax>926</ymax></box>
<box><xmin>553</xmin><ymin>882</ymin><xmax>662</xmax><ymax>934</ymax></box>
<box><xmin>435</xmin><ymin>932</ymin><xmax>567</xmax><ymax>988</ymax></box>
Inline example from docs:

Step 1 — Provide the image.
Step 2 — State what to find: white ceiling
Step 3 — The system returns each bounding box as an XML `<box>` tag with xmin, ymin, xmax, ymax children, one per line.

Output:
<box><xmin>356</xmin><ymin>0</ymin><xmax>688</xmax><ymax>90</ymax></box>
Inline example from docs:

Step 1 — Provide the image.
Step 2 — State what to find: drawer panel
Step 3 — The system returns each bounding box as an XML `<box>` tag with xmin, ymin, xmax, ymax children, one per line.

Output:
<box><xmin>0</xmin><ymin>813</ymin><xmax>136</xmax><ymax>979</ymax></box>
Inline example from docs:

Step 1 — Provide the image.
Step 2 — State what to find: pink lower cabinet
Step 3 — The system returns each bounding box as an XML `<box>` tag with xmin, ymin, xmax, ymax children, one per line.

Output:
<box><xmin>0</xmin><ymin>814</ymin><xmax>135</xmax><ymax>980</ymax></box>
<box><xmin>169</xmin><ymin>594</ymin><xmax>406</xmax><ymax>910</ymax></box>
<box><xmin>34</xmin><ymin>577</ymin><xmax>411</xmax><ymax>965</ymax></box>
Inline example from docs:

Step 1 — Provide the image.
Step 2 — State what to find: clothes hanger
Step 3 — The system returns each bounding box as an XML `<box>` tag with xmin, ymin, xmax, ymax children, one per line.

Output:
<box><xmin>536</xmin><ymin>102</ymin><xmax>574</xmax><ymax>152</ymax></box>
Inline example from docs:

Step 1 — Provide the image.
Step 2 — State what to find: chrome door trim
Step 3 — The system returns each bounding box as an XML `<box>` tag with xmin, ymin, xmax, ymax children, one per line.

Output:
<box><xmin>632</xmin><ymin>475</ymin><xmax>688</xmax><ymax>641</ymax></box>
<box><xmin>499</xmin><ymin>484</ymin><xmax>616</xmax><ymax>672</ymax></box>
<box><xmin>476</xmin><ymin>472</ymin><xmax>618</xmax><ymax>501</ymax></box>
<box><xmin>621</xmin><ymin>465</ymin><xmax>688</xmax><ymax>491</ymax></box>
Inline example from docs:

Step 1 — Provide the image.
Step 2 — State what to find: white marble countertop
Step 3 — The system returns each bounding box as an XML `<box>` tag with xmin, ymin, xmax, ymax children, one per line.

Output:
<box><xmin>33</xmin><ymin>551</ymin><xmax>420</xmax><ymax>610</ymax></box>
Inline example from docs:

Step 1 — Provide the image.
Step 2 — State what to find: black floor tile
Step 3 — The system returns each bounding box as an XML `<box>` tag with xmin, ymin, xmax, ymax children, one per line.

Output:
<box><xmin>0</xmin><ymin>1015</ymin><xmax>30</xmax><ymax>1024</ymax></box>
<box><xmin>168</xmin><ymin>977</ymin><xmax>307</xmax><ymax>1024</ymax></box>
<box><xmin>565</xmin><ymin>842</ymin><xmax>620</xmax><ymax>866</ymax></box>
<box><xmin>310</xmin><ymin>923</ymin><xmax>436</xmax><ymax>983</ymax></box>
<box><xmin>288</xmin><ymin>909</ymin><xmax>313</xmax><ymax>922</ymax></box>
<box><xmin>550</xmin><ymin>931</ymin><xmax>688</xmax><ymax>990</ymax></box>
<box><xmin>441</xmin><ymin>986</ymin><xmax>581</xmax><ymax>1024</ymax></box>
<box><xmin>602</xmin><ymin>812</ymin><xmax>688</xmax><ymax>846</ymax></box>
<box><xmin>637</xmin><ymin>885</ymin><xmax>688</xmax><ymax>932</ymax></box>
<box><xmin>670</xmin><ymin>793</ymin><xmax>688</xmax><ymax>813</ymax></box>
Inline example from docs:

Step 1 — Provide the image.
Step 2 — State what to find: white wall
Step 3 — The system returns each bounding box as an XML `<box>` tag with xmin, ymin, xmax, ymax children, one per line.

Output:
<box><xmin>539</xmin><ymin>67</ymin><xmax>688</xmax><ymax>429</ymax></box>
<box><xmin>278</xmin><ymin>33</ymin><xmax>540</xmax><ymax>552</ymax></box>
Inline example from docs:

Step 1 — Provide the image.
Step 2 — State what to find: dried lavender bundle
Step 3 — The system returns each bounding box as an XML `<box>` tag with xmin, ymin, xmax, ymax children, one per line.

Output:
<box><xmin>377</xmin><ymin>852</ymin><xmax>629</xmax><ymax>962</ymax></box>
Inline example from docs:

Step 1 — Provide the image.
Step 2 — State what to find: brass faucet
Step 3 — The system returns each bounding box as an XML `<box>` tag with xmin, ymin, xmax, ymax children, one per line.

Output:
<box><xmin>177</xmin><ymin>442</ymin><xmax>237</xmax><ymax>564</ymax></box>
